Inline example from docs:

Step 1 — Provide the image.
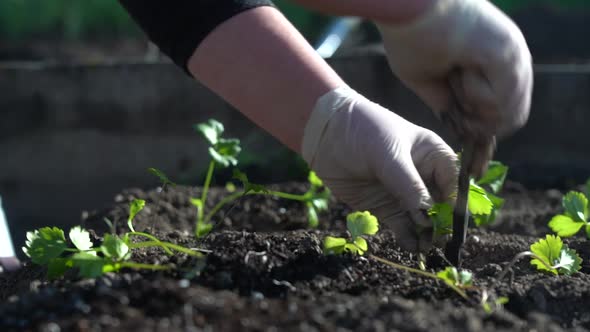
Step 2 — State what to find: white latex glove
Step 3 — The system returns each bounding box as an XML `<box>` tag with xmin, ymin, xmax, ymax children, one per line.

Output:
<box><xmin>376</xmin><ymin>0</ymin><xmax>533</xmax><ymax>140</ymax></box>
<box><xmin>302</xmin><ymin>87</ymin><xmax>457</xmax><ymax>252</ymax></box>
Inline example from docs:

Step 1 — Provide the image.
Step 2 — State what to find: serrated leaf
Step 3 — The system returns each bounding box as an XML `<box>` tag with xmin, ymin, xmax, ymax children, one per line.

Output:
<box><xmin>555</xmin><ymin>247</ymin><xmax>582</xmax><ymax>275</ymax></box>
<box><xmin>477</xmin><ymin>161</ymin><xmax>508</xmax><ymax>194</ymax></box>
<box><xmin>562</xmin><ymin>191</ymin><xmax>588</xmax><ymax>223</ymax></box>
<box><xmin>72</xmin><ymin>252</ymin><xmax>107</xmax><ymax>278</ymax></box>
<box><xmin>69</xmin><ymin>226</ymin><xmax>93</xmax><ymax>251</ymax></box>
<box><xmin>308</xmin><ymin>171</ymin><xmax>323</xmax><ymax>188</ymax></box>
<box><xmin>148</xmin><ymin>168</ymin><xmax>177</xmax><ymax>187</ymax></box>
<box><xmin>195</xmin><ymin>119</ymin><xmax>224</xmax><ymax>146</ymax></box>
<box><xmin>101</xmin><ymin>234</ymin><xmax>130</xmax><ymax>261</ymax></box>
<box><xmin>529</xmin><ymin>235</ymin><xmax>578</xmax><ymax>275</ymax></box>
<box><xmin>347</xmin><ymin>211</ymin><xmax>379</xmax><ymax>239</ymax></box>
<box><xmin>548</xmin><ymin>214</ymin><xmax>584</xmax><ymax>237</ymax></box>
<box><xmin>428</xmin><ymin>203</ymin><xmax>453</xmax><ymax>236</ymax></box>
<box><xmin>47</xmin><ymin>258</ymin><xmax>73</xmax><ymax>279</ymax></box>
<box><xmin>209</xmin><ymin>139</ymin><xmax>241</xmax><ymax>167</ymax></box>
<box><xmin>306</xmin><ymin>202</ymin><xmax>319</xmax><ymax>228</ymax></box>
<box><xmin>323</xmin><ymin>236</ymin><xmax>346</xmax><ymax>255</ymax></box>
<box><xmin>436</xmin><ymin>267</ymin><xmax>473</xmax><ymax>288</ymax></box>
<box><xmin>128</xmin><ymin>199</ymin><xmax>146</xmax><ymax>232</ymax></box>
<box><xmin>353</xmin><ymin>237</ymin><xmax>368</xmax><ymax>254</ymax></box>
<box><xmin>468</xmin><ymin>183</ymin><xmax>493</xmax><ymax>215</ymax></box>
<box><xmin>23</xmin><ymin>227</ymin><xmax>68</xmax><ymax>265</ymax></box>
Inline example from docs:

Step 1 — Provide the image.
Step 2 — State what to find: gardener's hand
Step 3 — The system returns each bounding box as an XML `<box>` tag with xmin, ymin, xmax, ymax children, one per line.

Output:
<box><xmin>0</xmin><ymin>256</ymin><xmax>20</xmax><ymax>273</ymax></box>
<box><xmin>376</xmin><ymin>0</ymin><xmax>533</xmax><ymax>143</ymax></box>
<box><xmin>302</xmin><ymin>87</ymin><xmax>457</xmax><ymax>252</ymax></box>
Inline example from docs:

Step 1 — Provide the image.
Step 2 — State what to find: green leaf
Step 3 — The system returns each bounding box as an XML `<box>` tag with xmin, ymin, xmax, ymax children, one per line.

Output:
<box><xmin>353</xmin><ymin>237</ymin><xmax>368</xmax><ymax>254</ymax></box>
<box><xmin>23</xmin><ymin>227</ymin><xmax>68</xmax><ymax>265</ymax></box>
<box><xmin>308</xmin><ymin>171</ymin><xmax>323</xmax><ymax>188</ymax></box>
<box><xmin>530</xmin><ymin>234</ymin><xmax>582</xmax><ymax>275</ymax></box>
<box><xmin>555</xmin><ymin>247</ymin><xmax>583</xmax><ymax>275</ymax></box>
<box><xmin>69</xmin><ymin>226</ymin><xmax>93</xmax><ymax>251</ymax></box>
<box><xmin>344</xmin><ymin>243</ymin><xmax>364</xmax><ymax>255</ymax></box>
<box><xmin>323</xmin><ymin>236</ymin><xmax>346</xmax><ymax>255</ymax></box>
<box><xmin>428</xmin><ymin>203</ymin><xmax>453</xmax><ymax>236</ymax></box>
<box><xmin>232</xmin><ymin>169</ymin><xmax>268</xmax><ymax>194</ymax></box>
<box><xmin>190</xmin><ymin>198</ymin><xmax>203</xmax><ymax>209</ymax></box>
<box><xmin>562</xmin><ymin>191</ymin><xmax>588</xmax><ymax>223</ymax></box>
<box><xmin>468</xmin><ymin>182</ymin><xmax>493</xmax><ymax>215</ymax></box>
<box><xmin>209</xmin><ymin>138</ymin><xmax>241</xmax><ymax>167</ymax></box>
<box><xmin>195</xmin><ymin>119</ymin><xmax>224</xmax><ymax>146</ymax></box>
<box><xmin>72</xmin><ymin>252</ymin><xmax>107</xmax><ymax>278</ymax></box>
<box><xmin>196</xmin><ymin>222</ymin><xmax>213</xmax><ymax>238</ymax></box>
<box><xmin>586</xmin><ymin>224</ymin><xmax>590</xmax><ymax>239</ymax></box>
<box><xmin>100</xmin><ymin>234</ymin><xmax>130</xmax><ymax>261</ymax></box>
<box><xmin>436</xmin><ymin>267</ymin><xmax>473</xmax><ymax>287</ymax></box>
<box><xmin>477</xmin><ymin>161</ymin><xmax>508</xmax><ymax>194</ymax></box>
<box><xmin>548</xmin><ymin>214</ymin><xmax>584</xmax><ymax>237</ymax></box>
<box><xmin>47</xmin><ymin>258</ymin><xmax>73</xmax><ymax>279</ymax></box>
<box><xmin>128</xmin><ymin>199</ymin><xmax>146</xmax><ymax>232</ymax></box>
<box><xmin>347</xmin><ymin>211</ymin><xmax>379</xmax><ymax>239</ymax></box>
<box><xmin>148</xmin><ymin>168</ymin><xmax>177</xmax><ymax>187</ymax></box>
<box><xmin>306</xmin><ymin>202</ymin><xmax>319</xmax><ymax>228</ymax></box>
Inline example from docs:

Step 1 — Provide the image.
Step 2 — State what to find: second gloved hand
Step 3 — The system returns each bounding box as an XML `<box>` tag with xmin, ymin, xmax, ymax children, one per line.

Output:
<box><xmin>302</xmin><ymin>87</ymin><xmax>457</xmax><ymax>252</ymax></box>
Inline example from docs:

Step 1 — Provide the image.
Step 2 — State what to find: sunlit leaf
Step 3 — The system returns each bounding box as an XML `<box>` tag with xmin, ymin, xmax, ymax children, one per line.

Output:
<box><xmin>69</xmin><ymin>226</ymin><xmax>93</xmax><ymax>251</ymax></box>
<box><xmin>101</xmin><ymin>234</ymin><xmax>130</xmax><ymax>261</ymax></box>
<box><xmin>347</xmin><ymin>211</ymin><xmax>379</xmax><ymax>239</ymax></box>
<box><xmin>323</xmin><ymin>236</ymin><xmax>346</xmax><ymax>255</ymax></box>
<box><xmin>195</xmin><ymin>119</ymin><xmax>224</xmax><ymax>146</ymax></box>
<box><xmin>562</xmin><ymin>191</ymin><xmax>588</xmax><ymax>223</ymax></box>
<box><xmin>128</xmin><ymin>199</ymin><xmax>146</xmax><ymax>232</ymax></box>
<box><xmin>548</xmin><ymin>214</ymin><xmax>584</xmax><ymax>237</ymax></box>
<box><xmin>23</xmin><ymin>227</ymin><xmax>67</xmax><ymax>265</ymax></box>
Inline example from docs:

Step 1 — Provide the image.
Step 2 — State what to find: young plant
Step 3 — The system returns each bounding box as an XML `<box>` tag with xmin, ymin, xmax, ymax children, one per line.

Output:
<box><xmin>192</xmin><ymin>119</ymin><xmax>241</xmax><ymax>237</ymax></box>
<box><xmin>436</xmin><ymin>266</ymin><xmax>473</xmax><ymax>288</ymax></box>
<box><xmin>497</xmin><ymin>234</ymin><xmax>582</xmax><ymax>281</ymax></box>
<box><xmin>548</xmin><ymin>191</ymin><xmax>590</xmax><ymax>239</ymax></box>
<box><xmin>530</xmin><ymin>234</ymin><xmax>582</xmax><ymax>275</ymax></box>
<box><xmin>23</xmin><ymin>199</ymin><xmax>201</xmax><ymax>279</ymax></box>
<box><xmin>428</xmin><ymin>160</ymin><xmax>508</xmax><ymax>237</ymax></box>
<box><xmin>323</xmin><ymin>211</ymin><xmax>379</xmax><ymax>255</ymax></box>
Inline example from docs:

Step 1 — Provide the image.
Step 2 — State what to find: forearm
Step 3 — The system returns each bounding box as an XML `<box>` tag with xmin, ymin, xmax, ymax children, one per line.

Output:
<box><xmin>188</xmin><ymin>7</ymin><xmax>344</xmax><ymax>152</ymax></box>
<box><xmin>290</xmin><ymin>0</ymin><xmax>434</xmax><ymax>24</ymax></box>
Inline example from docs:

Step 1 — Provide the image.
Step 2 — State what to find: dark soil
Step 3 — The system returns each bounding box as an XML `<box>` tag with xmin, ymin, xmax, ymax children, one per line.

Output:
<box><xmin>1</xmin><ymin>181</ymin><xmax>590</xmax><ymax>331</ymax></box>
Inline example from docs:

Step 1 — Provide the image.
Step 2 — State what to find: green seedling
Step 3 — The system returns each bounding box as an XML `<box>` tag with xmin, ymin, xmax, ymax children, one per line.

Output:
<box><xmin>150</xmin><ymin>119</ymin><xmax>331</xmax><ymax>238</ymax></box>
<box><xmin>429</xmin><ymin>161</ymin><xmax>508</xmax><ymax>237</ymax></box>
<box><xmin>323</xmin><ymin>211</ymin><xmax>379</xmax><ymax>255</ymax></box>
<box><xmin>496</xmin><ymin>234</ymin><xmax>582</xmax><ymax>281</ymax></box>
<box><xmin>23</xmin><ymin>200</ymin><xmax>201</xmax><ymax>279</ymax></box>
<box><xmin>436</xmin><ymin>266</ymin><xmax>473</xmax><ymax>288</ymax></box>
<box><xmin>548</xmin><ymin>191</ymin><xmax>590</xmax><ymax>239</ymax></box>
<box><xmin>530</xmin><ymin>234</ymin><xmax>582</xmax><ymax>275</ymax></box>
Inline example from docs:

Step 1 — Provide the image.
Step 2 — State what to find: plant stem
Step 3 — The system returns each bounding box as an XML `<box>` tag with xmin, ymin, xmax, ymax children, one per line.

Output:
<box><xmin>203</xmin><ymin>191</ymin><xmax>245</xmax><ymax>224</ymax></box>
<box><xmin>495</xmin><ymin>251</ymin><xmax>554</xmax><ymax>282</ymax></box>
<box><xmin>118</xmin><ymin>261</ymin><xmax>170</xmax><ymax>271</ymax></box>
<box><xmin>369</xmin><ymin>254</ymin><xmax>468</xmax><ymax>300</ymax></box>
<box><xmin>200</xmin><ymin>161</ymin><xmax>216</xmax><ymax>209</ymax></box>
<box><xmin>266</xmin><ymin>190</ymin><xmax>306</xmax><ymax>201</ymax></box>
<box><xmin>129</xmin><ymin>241</ymin><xmax>203</xmax><ymax>257</ymax></box>
<box><xmin>128</xmin><ymin>232</ymin><xmax>174</xmax><ymax>255</ymax></box>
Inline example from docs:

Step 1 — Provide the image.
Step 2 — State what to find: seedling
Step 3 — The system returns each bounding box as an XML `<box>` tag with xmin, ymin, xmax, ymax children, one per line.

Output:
<box><xmin>436</xmin><ymin>266</ymin><xmax>473</xmax><ymax>288</ymax></box>
<box><xmin>496</xmin><ymin>234</ymin><xmax>582</xmax><ymax>281</ymax></box>
<box><xmin>23</xmin><ymin>199</ymin><xmax>201</xmax><ymax>279</ymax></box>
<box><xmin>429</xmin><ymin>161</ymin><xmax>508</xmax><ymax>238</ymax></box>
<box><xmin>323</xmin><ymin>211</ymin><xmax>379</xmax><ymax>255</ymax></box>
<box><xmin>548</xmin><ymin>191</ymin><xmax>590</xmax><ymax>239</ymax></box>
<box><xmin>150</xmin><ymin>119</ymin><xmax>331</xmax><ymax>238</ymax></box>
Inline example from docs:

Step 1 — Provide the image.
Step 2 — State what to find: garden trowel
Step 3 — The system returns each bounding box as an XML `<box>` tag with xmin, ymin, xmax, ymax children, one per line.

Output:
<box><xmin>442</xmin><ymin>72</ymin><xmax>495</xmax><ymax>268</ymax></box>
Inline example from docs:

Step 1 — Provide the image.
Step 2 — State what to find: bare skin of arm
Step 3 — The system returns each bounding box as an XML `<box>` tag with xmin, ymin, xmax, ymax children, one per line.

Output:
<box><xmin>188</xmin><ymin>6</ymin><xmax>342</xmax><ymax>153</ymax></box>
<box><xmin>188</xmin><ymin>3</ymin><xmax>430</xmax><ymax>153</ymax></box>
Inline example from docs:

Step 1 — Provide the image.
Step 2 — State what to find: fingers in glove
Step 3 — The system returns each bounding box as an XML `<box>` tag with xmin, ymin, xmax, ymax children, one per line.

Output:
<box><xmin>0</xmin><ymin>256</ymin><xmax>21</xmax><ymax>273</ymax></box>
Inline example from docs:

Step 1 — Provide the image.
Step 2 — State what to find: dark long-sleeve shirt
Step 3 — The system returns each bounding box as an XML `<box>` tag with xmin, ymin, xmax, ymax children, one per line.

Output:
<box><xmin>119</xmin><ymin>0</ymin><xmax>275</xmax><ymax>74</ymax></box>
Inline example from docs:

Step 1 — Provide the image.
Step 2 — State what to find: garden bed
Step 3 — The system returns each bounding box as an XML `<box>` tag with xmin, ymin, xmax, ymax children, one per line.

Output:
<box><xmin>1</xmin><ymin>182</ymin><xmax>589</xmax><ymax>331</ymax></box>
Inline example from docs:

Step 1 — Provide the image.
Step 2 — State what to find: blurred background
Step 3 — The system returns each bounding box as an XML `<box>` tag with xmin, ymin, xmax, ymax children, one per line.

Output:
<box><xmin>1</xmin><ymin>0</ymin><xmax>590</xmax><ymax>254</ymax></box>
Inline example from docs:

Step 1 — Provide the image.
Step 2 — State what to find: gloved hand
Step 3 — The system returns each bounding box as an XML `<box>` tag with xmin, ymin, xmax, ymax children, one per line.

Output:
<box><xmin>0</xmin><ymin>257</ymin><xmax>20</xmax><ymax>273</ymax></box>
<box><xmin>376</xmin><ymin>0</ymin><xmax>533</xmax><ymax>141</ymax></box>
<box><xmin>302</xmin><ymin>87</ymin><xmax>457</xmax><ymax>252</ymax></box>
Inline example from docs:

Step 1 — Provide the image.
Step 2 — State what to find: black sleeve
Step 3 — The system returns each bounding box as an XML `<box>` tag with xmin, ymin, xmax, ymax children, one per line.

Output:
<box><xmin>119</xmin><ymin>0</ymin><xmax>275</xmax><ymax>75</ymax></box>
